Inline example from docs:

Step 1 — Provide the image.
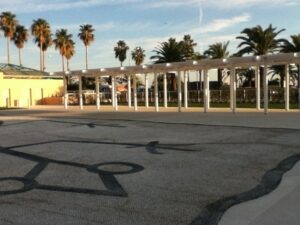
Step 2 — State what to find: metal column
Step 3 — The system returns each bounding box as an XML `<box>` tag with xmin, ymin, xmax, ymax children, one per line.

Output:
<box><xmin>128</xmin><ymin>75</ymin><xmax>132</xmax><ymax>108</ymax></box>
<box><xmin>263</xmin><ymin>66</ymin><xmax>268</xmax><ymax>114</ymax></box>
<box><xmin>133</xmin><ymin>74</ymin><xmax>138</xmax><ymax>111</ymax></box>
<box><xmin>145</xmin><ymin>73</ymin><xmax>149</xmax><ymax>108</ymax></box>
<box><xmin>95</xmin><ymin>76</ymin><xmax>100</xmax><ymax>110</ymax></box>
<box><xmin>230</xmin><ymin>67</ymin><xmax>236</xmax><ymax>113</ymax></box>
<box><xmin>285</xmin><ymin>64</ymin><xmax>290</xmax><ymax>111</ymax></box>
<box><xmin>63</xmin><ymin>76</ymin><xmax>68</xmax><ymax>109</ymax></box>
<box><xmin>154</xmin><ymin>73</ymin><xmax>159</xmax><ymax>112</ymax></box>
<box><xmin>79</xmin><ymin>76</ymin><xmax>83</xmax><ymax>110</ymax></box>
<box><xmin>184</xmin><ymin>71</ymin><xmax>188</xmax><ymax>109</ymax></box>
<box><xmin>255</xmin><ymin>66</ymin><xmax>261</xmax><ymax>110</ymax></box>
<box><xmin>164</xmin><ymin>73</ymin><xmax>168</xmax><ymax>108</ymax></box>
<box><xmin>177</xmin><ymin>71</ymin><xmax>182</xmax><ymax>112</ymax></box>
<box><xmin>114</xmin><ymin>76</ymin><xmax>118</xmax><ymax>111</ymax></box>
<box><xmin>204</xmin><ymin>69</ymin><xmax>209</xmax><ymax>113</ymax></box>
<box><xmin>111</xmin><ymin>76</ymin><xmax>115</xmax><ymax>108</ymax></box>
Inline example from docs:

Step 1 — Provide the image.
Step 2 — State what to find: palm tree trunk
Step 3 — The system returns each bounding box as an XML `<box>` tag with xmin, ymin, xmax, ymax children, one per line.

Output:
<box><xmin>85</xmin><ymin>46</ymin><xmax>88</xmax><ymax>70</ymax></box>
<box><xmin>40</xmin><ymin>36</ymin><xmax>43</xmax><ymax>71</ymax></box>
<box><xmin>43</xmin><ymin>51</ymin><xmax>45</xmax><ymax>71</ymax></box>
<box><xmin>298</xmin><ymin>65</ymin><xmax>300</xmax><ymax>89</ymax></box>
<box><xmin>19</xmin><ymin>48</ymin><xmax>22</xmax><ymax>66</ymax></box>
<box><xmin>7</xmin><ymin>37</ymin><xmax>10</xmax><ymax>64</ymax></box>
<box><xmin>217</xmin><ymin>69</ymin><xmax>222</xmax><ymax>89</ymax></box>
<box><xmin>39</xmin><ymin>47</ymin><xmax>42</xmax><ymax>71</ymax></box>
<box><xmin>259</xmin><ymin>66</ymin><xmax>264</xmax><ymax>88</ymax></box>
<box><xmin>199</xmin><ymin>70</ymin><xmax>202</xmax><ymax>91</ymax></box>
<box><xmin>62</xmin><ymin>55</ymin><xmax>65</xmax><ymax>72</ymax></box>
<box><xmin>280</xmin><ymin>73</ymin><xmax>284</xmax><ymax>88</ymax></box>
<box><xmin>298</xmin><ymin>64</ymin><xmax>300</xmax><ymax>108</ymax></box>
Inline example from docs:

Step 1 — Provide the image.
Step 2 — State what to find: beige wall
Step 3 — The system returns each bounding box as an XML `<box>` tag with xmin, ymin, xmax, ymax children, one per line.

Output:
<box><xmin>0</xmin><ymin>72</ymin><xmax>63</xmax><ymax>107</ymax></box>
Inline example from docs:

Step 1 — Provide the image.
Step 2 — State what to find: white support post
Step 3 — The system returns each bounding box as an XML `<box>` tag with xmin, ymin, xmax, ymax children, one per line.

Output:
<box><xmin>255</xmin><ymin>66</ymin><xmax>261</xmax><ymax>110</ymax></box>
<box><xmin>298</xmin><ymin>65</ymin><xmax>300</xmax><ymax>109</ymax></box>
<box><xmin>145</xmin><ymin>73</ymin><xmax>149</xmax><ymax>108</ymax></box>
<box><xmin>285</xmin><ymin>64</ymin><xmax>290</xmax><ymax>111</ymax></box>
<box><xmin>133</xmin><ymin>74</ymin><xmax>138</xmax><ymax>111</ymax></box>
<box><xmin>184</xmin><ymin>71</ymin><xmax>188</xmax><ymax>109</ymax></box>
<box><xmin>154</xmin><ymin>73</ymin><xmax>159</xmax><ymax>112</ymax></box>
<box><xmin>263</xmin><ymin>65</ymin><xmax>268</xmax><ymax>114</ymax></box>
<box><xmin>114</xmin><ymin>76</ymin><xmax>118</xmax><ymax>111</ymax></box>
<box><xmin>96</xmin><ymin>76</ymin><xmax>100</xmax><ymax>110</ymax></box>
<box><xmin>63</xmin><ymin>76</ymin><xmax>68</xmax><ymax>109</ymax></box>
<box><xmin>128</xmin><ymin>75</ymin><xmax>132</xmax><ymax>108</ymax></box>
<box><xmin>111</xmin><ymin>76</ymin><xmax>115</xmax><ymax>107</ymax></box>
<box><xmin>230</xmin><ymin>67</ymin><xmax>236</xmax><ymax>113</ymax></box>
<box><xmin>230</xmin><ymin>69</ymin><xmax>234</xmax><ymax>111</ymax></box>
<box><xmin>197</xmin><ymin>70</ymin><xmax>201</xmax><ymax>103</ymax></box>
<box><xmin>164</xmin><ymin>73</ymin><xmax>168</xmax><ymax>108</ymax></box>
<box><xmin>204</xmin><ymin>69</ymin><xmax>209</xmax><ymax>113</ymax></box>
<box><xmin>79</xmin><ymin>76</ymin><xmax>83</xmax><ymax>110</ymax></box>
<box><xmin>177</xmin><ymin>71</ymin><xmax>182</xmax><ymax>112</ymax></box>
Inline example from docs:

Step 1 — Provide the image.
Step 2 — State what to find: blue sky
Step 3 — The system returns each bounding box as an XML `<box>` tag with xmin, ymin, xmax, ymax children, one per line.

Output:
<box><xmin>0</xmin><ymin>0</ymin><xmax>299</xmax><ymax>72</ymax></box>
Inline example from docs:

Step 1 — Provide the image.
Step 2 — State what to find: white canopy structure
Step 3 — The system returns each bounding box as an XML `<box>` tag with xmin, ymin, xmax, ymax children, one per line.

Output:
<box><xmin>53</xmin><ymin>52</ymin><xmax>300</xmax><ymax>114</ymax></box>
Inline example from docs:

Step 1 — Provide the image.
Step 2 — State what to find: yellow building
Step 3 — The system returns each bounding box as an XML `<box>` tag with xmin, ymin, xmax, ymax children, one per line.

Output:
<box><xmin>0</xmin><ymin>64</ymin><xmax>63</xmax><ymax>108</ymax></box>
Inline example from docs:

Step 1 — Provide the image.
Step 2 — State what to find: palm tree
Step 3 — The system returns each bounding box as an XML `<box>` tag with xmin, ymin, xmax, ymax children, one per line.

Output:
<box><xmin>236</xmin><ymin>68</ymin><xmax>255</xmax><ymax>87</ymax></box>
<box><xmin>40</xmin><ymin>35</ymin><xmax>52</xmax><ymax>71</ymax></box>
<box><xmin>12</xmin><ymin>25</ymin><xmax>29</xmax><ymax>66</ymax></box>
<box><xmin>236</xmin><ymin>24</ymin><xmax>285</xmax><ymax>56</ymax></box>
<box><xmin>151</xmin><ymin>38</ymin><xmax>185</xmax><ymax>91</ymax></box>
<box><xmin>131</xmin><ymin>47</ymin><xmax>145</xmax><ymax>65</ymax></box>
<box><xmin>114</xmin><ymin>40</ymin><xmax>129</xmax><ymax>66</ymax></box>
<box><xmin>0</xmin><ymin>11</ymin><xmax>18</xmax><ymax>64</ymax></box>
<box><xmin>151</xmin><ymin>38</ymin><xmax>184</xmax><ymax>64</ymax></box>
<box><xmin>65</xmin><ymin>39</ymin><xmax>75</xmax><ymax>71</ymax></box>
<box><xmin>236</xmin><ymin>24</ymin><xmax>285</xmax><ymax>87</ymax></box>
<box><xmin>78</xmin><ymin>24</ymin><xmax>95</xmax><ymax>70</ymax></box>
<box><xmin>31</xmin><ymin>18</ymin><xmax>51</xmax><ymax>71</ymax></box>
<box><xmin>53</xmin><ymin>29</ymin><xmax>73</xmax><ymax>72</ymax></box>
<box><xmin>281</xmin><ymin>34</ymin><xmax>300</xmax><ymax>89</ymax></box>
<box><xmin>181</xmin><ymin>34</ymin><xmax>197</xmax><ymax>60</ymax></box>
<box><xmin>192</xmin><ymin>52</ymin><xmax>206</xmax><ymax>91</ymax></box>
<box><xmin>269</xmin><ymin>65</ymin><xmax>285</xmax><ymax>87</ymax></box>
<box><xmin>34</xmin><ymin>34</ymin><xmax>52</xmax><ymax>71</ymax></box>
<box><xmin>204</xmin><ymin>41</ymin><xmax>230</xmax><ymax>88</ymax></box>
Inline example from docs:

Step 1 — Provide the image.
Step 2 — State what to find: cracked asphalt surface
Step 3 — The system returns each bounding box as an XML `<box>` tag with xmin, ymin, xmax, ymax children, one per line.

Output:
<box><xmin>0</xmin><ymin>108</ymin><xmax>299</xmax><ymax>225</ymax></box>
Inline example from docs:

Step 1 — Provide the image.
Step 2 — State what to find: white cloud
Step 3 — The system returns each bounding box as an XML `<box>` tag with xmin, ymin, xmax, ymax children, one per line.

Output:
<box><xmin>0</xmin><ymin>0</ymin><xmax>297</xmax><ymax>13</ymax></box>
<box><xmin>0</xmin><ymin>0</ymin><xmax>142</xmax><ymax>13</ymax></box>
<box><xmin>204</xmin><ymin>0</ymin><xmax>298</xmax><ymax>9</ymax></box>
<box><xmin>144</xmin><ymin>0</ymin><xmax>298</xmax><ymax>9</ymax></box>
<box><xmin>191</xmin><ymin>13</ymin><xmax>251</xmax><ymax>35</ymax></box>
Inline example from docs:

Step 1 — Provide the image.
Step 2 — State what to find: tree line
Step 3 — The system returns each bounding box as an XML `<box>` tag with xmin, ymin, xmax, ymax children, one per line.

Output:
<box><xmin>0</xmin><ymin>11</ymin><xmax>299</xmax><ymax>88</ymax></box>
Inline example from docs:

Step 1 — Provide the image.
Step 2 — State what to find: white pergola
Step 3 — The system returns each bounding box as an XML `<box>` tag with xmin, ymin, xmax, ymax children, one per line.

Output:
<box><xmin>54</xmin><ymin>52</ymin><xmax>300</xmax><ymax>114</ymax></box>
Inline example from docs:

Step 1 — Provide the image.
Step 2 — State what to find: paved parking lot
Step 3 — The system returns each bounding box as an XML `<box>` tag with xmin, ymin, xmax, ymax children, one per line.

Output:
<box><xmin>0</xmin><ymin>108</ymin><xmax>299</xmax><ymax>225</ymax></box>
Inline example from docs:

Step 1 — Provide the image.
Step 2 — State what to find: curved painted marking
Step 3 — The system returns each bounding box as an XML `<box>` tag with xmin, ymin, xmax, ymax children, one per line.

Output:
<box><xmin>190</xmin><ymin>154</ymin><xmax>300</xmax><ymax>225</ymax></box>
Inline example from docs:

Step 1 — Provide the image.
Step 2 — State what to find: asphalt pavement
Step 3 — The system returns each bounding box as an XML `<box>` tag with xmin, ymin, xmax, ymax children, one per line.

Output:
<box><xmin>0</xmin><ymin>106</ymin><xmax>299</xmax><ymax>225</ymax></box>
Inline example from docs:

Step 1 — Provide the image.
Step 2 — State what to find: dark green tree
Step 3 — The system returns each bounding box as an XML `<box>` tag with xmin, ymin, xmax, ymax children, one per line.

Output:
<box><xmin>78</xmin><ymin>24</ymin><xmax>95</xmax><ymax>70</ymax></box>
<box><xmin>0</xmin><ymin>11</ymin><xmax>18</xmax><ymax>64</ymax></box>
<box><xmin>131</xmin><ymin>47</ymin><xmax>145</xmax><ymax>65</ymax></box>
<box><xmin>12</xmin><ymin>25</ymin><xmax>29</xmax><ymax>66</ymax></box>
<box><xmin>204</xmin><ymin>41</ymin><xmax>230</xmax><ymax>88</ymax></box>
<box><xmin>114</xmin><ymin>40</ymin><xmax>129</xmax><ymax>66</ymax></box>
<box><xmin>236</xmin><ymin>24</ymin><xmax>285</xmax><ymax>87</ymax></box>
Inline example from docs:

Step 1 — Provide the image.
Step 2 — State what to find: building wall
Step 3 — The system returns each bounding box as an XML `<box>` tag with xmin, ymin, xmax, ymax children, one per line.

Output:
<box><xmin>0</xmin><ymin>72</ymin><xmax>63</xmax><ymax>108</ymax></box>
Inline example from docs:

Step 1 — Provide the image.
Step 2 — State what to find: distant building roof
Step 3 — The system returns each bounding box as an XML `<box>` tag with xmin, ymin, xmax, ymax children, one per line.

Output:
<box><xmin>0</xmin><ymin>64</ymin><xmax>48</xmax><ymax>76</ymax></box>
